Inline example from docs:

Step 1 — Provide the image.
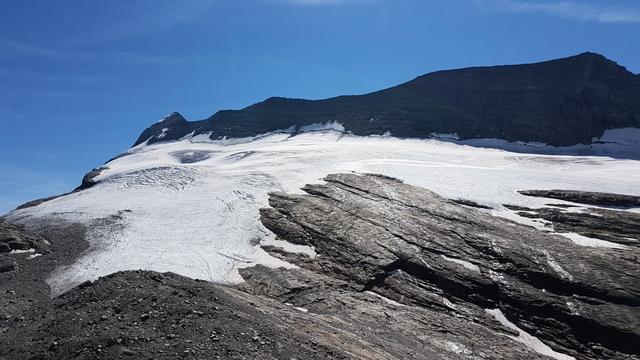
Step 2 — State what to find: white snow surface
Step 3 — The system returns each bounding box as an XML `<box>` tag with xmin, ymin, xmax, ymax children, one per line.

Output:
<box><xmin>455</xmin><ymin>127</ymin><xmax>640</xmax><ymax>159</ymax></box>
<box><xmin>555</xmin><ymin>232</ymin><xmax>629</xmax><ymax>249</ymax></box>
<box><xmin>9</xmin><ymin>248</ymin><xmax>36</xmax><ymax>254</ymax></box>
<box><xmin>486</xmin><ymin>308</ymin><xmax>575</xmax><ymax>360</ymax></box>
<box><xmin>6</xmin><ymin>131</ymin><xmax>640</xmax><ymax>295</ymax></box>
<box><xmin>298</xmin><ymin>121</ymin><xmax>346</xmax><ymax>133</ymax></box>
<box><xmin>156</xmin><ymin>128</ymin><xmax>169</xmax><ymax>139</ymax></box>
<box><xmin>440</xmin><ymin>255</ymin><xmax>480</xmax><ymax>273</ymax></box>
<box><xmin>430</xmin><ymin>132</ymin><xmax>460</xmax><ymax>140</ymax></box>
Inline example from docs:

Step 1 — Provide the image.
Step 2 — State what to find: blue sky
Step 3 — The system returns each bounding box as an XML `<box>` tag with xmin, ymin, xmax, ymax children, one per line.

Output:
<box><xmin>0</xmin><ymin>0</ymin><xmax>639</xmax><ymax>213</ymax></box>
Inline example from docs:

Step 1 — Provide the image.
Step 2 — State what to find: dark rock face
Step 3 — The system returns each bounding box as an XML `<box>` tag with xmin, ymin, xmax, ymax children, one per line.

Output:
<box><xmin>259</xmin><ymin>173</ymin><xmax>640</xmax><ymax>359</ymax></box>
<box><xmin>519</xmin><ymin>189</ymin><xmax>640</xmax><ymax>208</ymax></box>
<box><xmin>134</xmin><ymin>52</ymin><xmax>640</xmax><ymax>147</ymax></box>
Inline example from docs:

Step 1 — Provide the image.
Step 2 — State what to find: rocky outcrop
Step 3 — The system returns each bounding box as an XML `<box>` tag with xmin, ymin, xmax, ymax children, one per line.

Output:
<box><xmin>134</xmin><ymin>52</ymin><xmax>640</xmax><ymax>148</ymax></box>
<box><xmin>519</xmin><ymin>189</ymin><xmax>640</xmax><ymax>208</ymax></box>
<box><xmin>509</xmin><ymin>205</ymin><xmax>640</xmax><ymax>247</ymax></box>
<box><xmin>75</xmin><ymin>167</ymin><xmax>105</xmax><ymax>191</ymax></box>
<box><xmin>14</xmin><ymin>167</ymin><xmax>105</xmax><ymax>210</ymax></box>
<box><xmin>0</xmin><ymin>220</ymin><xmax>49</xmax><ymax>252</ymax></box>
<box><xmin>258</xmin><ymin>173</ymin><xmax>640</xmax><ymax>359</ymax></box>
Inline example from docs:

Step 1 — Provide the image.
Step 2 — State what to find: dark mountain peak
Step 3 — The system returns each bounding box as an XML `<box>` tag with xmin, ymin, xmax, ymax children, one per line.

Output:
<box><xmin>549</xmin><ymin>52</ymin><xmax>635</xmax><ymax>80</ymax></box>
<box><xmin>413</xmin><ymin>52</ymin><xmax>623</xmax><ymax>81</ymax></box>
<box><xmin>159</xmin><ymin>112</ymin><xmax>186</xmax><ymax>123</ymax></box>
<box><xmin>132</xmin><ymin>112</ymin><xmax>189</xmax><ymax>146</ymax></box>
<box><xmin>133</xmin><ymin>53</ymin><xmax>640</xmax><ymax>149</ymax></box>
<box><xmin>569</xmin><ymin>51</ymin><xmax>626</xmax><ymax>68</ymax></box>
<box><xmin>573</xmin><ymin>51</ymin><xmax>606</xmax><ymax>59</ymax></box>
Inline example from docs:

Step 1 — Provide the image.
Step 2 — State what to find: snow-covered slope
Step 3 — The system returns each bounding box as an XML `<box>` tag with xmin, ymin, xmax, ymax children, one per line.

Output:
<box><xmin>6</xmin><ymin>131</ymin><xmax>640</xmax><ymax>295</ymax></box>
<box><xmin>451</xmin><ymin>127</ymin><xmax>640</xmax><ymax>159</ymax></box>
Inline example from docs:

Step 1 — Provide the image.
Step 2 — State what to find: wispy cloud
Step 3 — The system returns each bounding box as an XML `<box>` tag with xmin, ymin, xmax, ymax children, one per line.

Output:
<box><xmin>1</xmin><ymin>1</ymin><xmax>219</xmax><ymax>60</ymax></box>
<box><xmin>476</xmin><ymin>0</ymin><xmax>640</xmax><ymax>23</ymax></box>
<box><xmin>0</xmin><ymin>38</ymin><xmax>186</xmax><ymax>65</ymax></box>
<box><xmin>0</xmin><ymin>1</ymin><xmax>212</xmax><ymax>65</ymax></box>
<box><xmin>285</xmin><ymin>0</ymin><xmax>376</xmax><ymax>5</ymax></box>
<box><xmin>87</xmin><ymin>0</ymin><xmax>218</xmax><ymax>42</ymax></box>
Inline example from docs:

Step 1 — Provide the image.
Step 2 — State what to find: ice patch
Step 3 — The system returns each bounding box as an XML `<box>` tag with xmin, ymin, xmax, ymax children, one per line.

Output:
<box><xmin>556</xmin><ymin>232</ymin><xmax>628</xmax><ymax>250</ymax></box>
<box><xmin>542</xmin><ymin>250</ymin><xmax>573</xmax><ymax>281</ymax></box>
<box><xmin>441</xmin><ymin>254</ymin><xmax>480</xmax><ymax>273</ymax></box>
<box><xmin>441</xmin><ymin>296</ymin><xmax>457</xmax><ymax>309</ymax></box>
<box><xmin>565</xmin><ymin>301</ymin><xmax>580</xmax><ymax>316</ymax></box>
<box><xmin>430</xmin><ymin>132</ymin><xmax>460</xmax><ymax>140</ymax></box>
<box><xmin>365</xmin><ymin>291</ymin><xmax>406</xmax><ymax>307</ymax></box>
<box><xmin>157</xmin><ymin>128</ymin><xmax>169</xmax><ymax>139</ymax></box>
<box><xmin>9</xmin><ymin>248</ymin><xmax>36</xmax><ymax>254</ymax></box>
<box><xmin>27</xmin><ymin>253</ymin><xmax>42</xmax><ymax>260</ymax></box>
<box><xmin>444</xmin><ymin>341</ymin><xmax>471</xmax><ymax>355</ymax></box>
<box><xmin>259</xmin><ymin>237</ymin><xmax>317</xmax><ymax>258</ymax></box>
<box><xmin>190</xmin><ymin>131</ymin><xmax>214</xmax><ymax>143</ymax></box>
<box><xmin>486</xmin><ymin>308</ymin><xmax>575</xmax><ymax>360</ymax></box>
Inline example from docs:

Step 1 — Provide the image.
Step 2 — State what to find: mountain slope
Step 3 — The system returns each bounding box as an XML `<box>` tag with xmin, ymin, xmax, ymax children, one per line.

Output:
<box><xmin>134</xmin><ymin>52</ymin><xmax>640</xmax><ymax>147</ymax></box>
<box><xmin>7</xmin><ymin>132</ymin><xmax>639</xmax><ymax>296</ymax></box>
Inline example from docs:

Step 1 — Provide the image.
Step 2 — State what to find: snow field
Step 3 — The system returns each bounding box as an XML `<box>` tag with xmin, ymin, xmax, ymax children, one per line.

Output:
<box><xmin>7</xmin><ymin>131</ymin><xmax>640</xmax><ymax>295</ymax></box>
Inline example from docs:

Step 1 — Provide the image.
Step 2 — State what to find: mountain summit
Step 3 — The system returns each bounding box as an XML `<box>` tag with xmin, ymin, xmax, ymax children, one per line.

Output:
<box><xmin>134</xmin><ymin>52</ymin><xmax>640</xmax><ymax>147</ymax></box>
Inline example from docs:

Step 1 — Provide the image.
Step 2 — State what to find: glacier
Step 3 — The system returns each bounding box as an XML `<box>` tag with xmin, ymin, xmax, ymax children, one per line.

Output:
<box><xmin>5</xmin><ymin>130</ymin><xmax>640</xmax><ymax>296</ymax></box>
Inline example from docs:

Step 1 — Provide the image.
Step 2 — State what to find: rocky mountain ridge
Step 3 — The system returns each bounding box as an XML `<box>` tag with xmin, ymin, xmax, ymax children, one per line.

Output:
<box><xmin>134</xmin><ymin>52</ymin><xmax>640</xmax><ymax>148</ymax></box>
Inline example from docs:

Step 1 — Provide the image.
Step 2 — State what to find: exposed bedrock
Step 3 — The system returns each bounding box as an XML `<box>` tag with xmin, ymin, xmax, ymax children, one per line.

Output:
<box><xmin>512</xmin><ymin>206</ymin><xmax>640</xmax><ymax>247</ymax></box>
<box><xmin>258</xmin><ymin>173</ymin><xmax>640</xmax><ymax>359</ymax></box>
<box><xmin>519</xmin><ymin>189</ymin><xmax>640</xmax><ymax>208</ymax></box>
<box><xmin>1</xmin><ymin>218</ymin><xmax>550</xmax><ymax>360</ymax></box>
